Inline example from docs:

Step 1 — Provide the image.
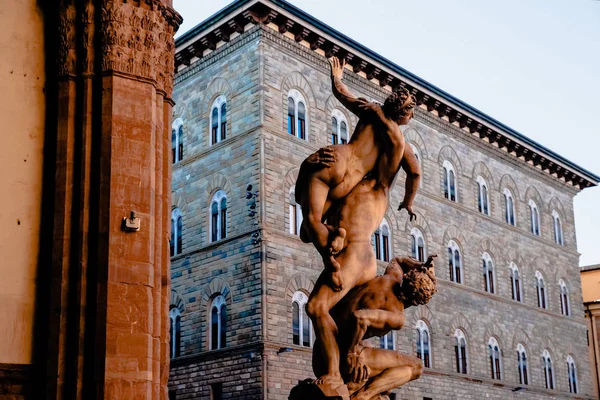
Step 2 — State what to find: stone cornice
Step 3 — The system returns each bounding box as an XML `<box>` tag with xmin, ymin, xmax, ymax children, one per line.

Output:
<box><xmin>174</xmin><ymin>0</ymin><xmax>599</xmax><ymax>191</ymax></box>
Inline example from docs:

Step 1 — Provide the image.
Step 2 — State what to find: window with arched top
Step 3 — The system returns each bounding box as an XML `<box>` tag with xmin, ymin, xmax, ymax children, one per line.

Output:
<box><xmin>482</xmin><ymin>253</ymin><xmax>495</xmax><ymax>294</ymax></box>
<box><xmin>542</xmin><ymin>349</ymin><xmax>555</xmax><ymax>389</ymax></box>
<box><xmin>528</xmin><ymin>199</ymin><xmax>540</xmax><ymax>236</ymax></box>
<box><xmin>415</xmin><ymin>320</ymin><xmax>431</xmax><ymax>368</ymax></box>
<box><xmin>559</xmin><ymin>279</ymin><xmax>570</xmax><ymax>316</ymax></box>
<box><xmin>210</xmin><ymin>95</ymin><xmax>227</xmax><ymax>145</ymax></box>
<box><xmin>209</xmin><ymin>295</ymin><xmax>226</xmax><ymax>350</ymax></box>
<box><xmin>509</xmin><ymin>263</ymin><xmax>522</xmax><ymax>302</ymax></box>
<box><xmin>380</xmin><ymin>331</ymin><xmax>395</xmax><ymax>350</ymax></box>
<box><xmin>292</xmin><ymin>291</ymin><xmax>312</xmax><ymax>347</ymax></box>
<box><xmin>172</xmin><ymin>119</ymin><xmax>184</xmax><ymax>164</ymax></box>
<box><xmin>171</xmin><ymin>208</ymin><xmax>183</xmax><ymax>257</ymax></box>
<box><xmin>536</xmin><ymin>271</ymin><xmax>547</xmax><ymax>309</ymax></box>
<box><xmin>567</xmin><ymin>355</ymin><xmax>578</xmax><ymax>393</ymax></box>
<box><xmin>288</xmin><ymin>89</ymin><xmax>307</xmax><ymax>140</ymax></box>
<box><xmin>443</xmin><ymin>160</ymin><xmax>457</xmax><ymax>202</ymax></box>
<box><xmin>169</xmin><ymin>308</ymin><xmax>181</xmax><ymax>358</ymax></box>
<box><xmin>517</xmin><ymin>343</ymin><xmax>528</xmax><ymax>385</ymax></box>
<box><xmin>373</xmin><ymin>219</ymin><xmax>391</xmax><ymax>262</ymax></box>
<box><xmin>447</xmin><ymin>241</ymin><xmax>462</xmax><ymax>284</ymax></box>
<box><xmin>331</xmin><ymin>110</ymin><xmax>348</xmax><ymax>145</ymax></box>
<box><xmin>454</xmin><ymin>329</ymin><xmax>468</xmax><ymax>374</ymax></box>
<box><xmin>289</xmin><ymin>186</ymin><xmax>303</xmax><ymax>236</ymax></box>
<box><xmin>488</xmin><ymin>337</ymin><xmax>502</xmax><ymax>380</ymax></box>
<box><xmin>410</xmin><ymin>228</ymin><xmax>426</xmax><ymax>262</ymax></box>
<box><xmin>476</xmin><ymin>176</ymin><xmax>490</xmax><ymax>216</ymax></box>
<box><xmin>210</xmin><ymin>190</ymin><xmax>227</xmax><ymax>242</ymax></box>
<box><xmin>552</xmin><ymin>210</ymin><xmax>564</xmax><ymax>245</ymax></box>
<box><xmin>503</xmin><ymin>188</ymin><xmax>516</xmax><ymax>226</ymax></box>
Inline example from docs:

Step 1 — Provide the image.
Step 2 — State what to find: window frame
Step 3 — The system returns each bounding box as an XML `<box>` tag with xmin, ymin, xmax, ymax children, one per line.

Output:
<box><xmin>454</xmin><ymin>329</ymin><xmax>468</xmax><ymax>374</ymax></box>
<box><xmin>171</xmin><ymin>208</ymin><xmax>183</xmax><ymax>257</ymax></box>
<box><xmin>209</xmin><ymin>295</ymin><xmax>226</xmax><ymax>350</ymax></box>
<box><xmin>559</xmin><ymin>279</ymin><xmax>570</xmax><ymax>316</ymax></box>
<box><xmin>509</xmin><ymin>262</ymin><xmax>522</xmax><ymax>302</ymax></box>
<box><xmin>443</xmin><ymin>160</ymin><xmax>458</xmax><ymax>202</ymax></box>
<box><xmin>415</xmin><ymin>320</ymin><xmax>431</xmax><ymax>368</ymax></box>
<box><xmin>567</xmin><ymin>355</ymin><xmax>578</xmax><ymax>394</ymax></box>
<box><xmin>488</xmin><ymin>337</ymin><xmax>502</xmax><ymax>380</ymax></box>
<box><xmin>542</xmin><ymin>349</ymin><xmax>555</xmax><ymax>390</ymax></box>
<box><xmin>289</xmin><ymin>186</ymin><xmax>303</xmax><ymax>236</ymax></box>
<box><xmin>380</xmin><ymin>331</ymin><xmax>395</xmax><ymax>350</ymax></box>
<box><xmin>476</xmin><ymin>176</ymin><xmax>490</xmax><ymax>216</ymax></box>
<box><xmin>482</xmin><ymin>252</ymin><xmax>495</xmax><ymax>294</ymax></box>
<box><xmin>410</xmin><ymin>228</ymin><xmax>426</xmax><ymax>262</ymax></box>
<box><xmin>331</xmin><ymin>109</ymin><xmax>349</xmax><ymax>145</ymax></box>
<box><xmin>528</xmin><ymin>199</ymin><xmax>541</xmax><ymax>236</ymax></box>
<box><xmin>292</xmin><ymin>291</ymin><xmax>312</xmax><ymax>347</ymax></box>
<box><xmin>287</xmin><ymin>89</ymin><xmax>308</xmax><ymax>140</ymax></box>
<box><xmin>535</xmin><ymin>270</ymin><xmax>548</xmax><ymax>309</ymax></box>
<box><xmin>517</xmin><ymin>343</ymin><xmax>529</xmax><ymax>385</ymax></box>
<box><xmin>210</xmin><ymin>190</ymin><xmax>228</xmax><ymax>242</ymax></box>
<box><xmin>210</xmin><ymin>95</ymin><xmax>227</xmax><ymax>145</ymax></box>
<box><xmin>552</xmin><ymin>210</ymin><xmax>564</xmax><ymax>245</ymax></box>
<box><xmin>172</xmin><ymin>118</ymin><xmax>184</xmax><ymax>164</ymax></box>
<box><xmin>169</xmin><ymin>308</ymin><xmax>182</xmax><ymax>358</ymax></box>
<box><xmin>374</xmin><ymin>219</ymin><xmax>391</xmax><ymax>262</ymax></box>
<box><xmin>447</xmin><ymin>240</ymin><xmax>462</xmax><ymax>284</ymax></box>
<box><xmin>503</xmin><ymin>188</ymin><xmax>516</xmax><ymax>226</ymax></box>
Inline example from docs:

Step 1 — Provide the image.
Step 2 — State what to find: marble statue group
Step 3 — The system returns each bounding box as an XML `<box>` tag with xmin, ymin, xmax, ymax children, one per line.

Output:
<box><xmin>289</xmin><ymin>57</ymin><xmax>438</xmax><ymax>400</ymax></box>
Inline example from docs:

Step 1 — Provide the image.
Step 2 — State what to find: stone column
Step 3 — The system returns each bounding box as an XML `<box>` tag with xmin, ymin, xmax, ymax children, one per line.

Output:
<box><xmin>45</xmin><ymin>1</ymin><xmax>181</xmax><ymax>399</ymax></box>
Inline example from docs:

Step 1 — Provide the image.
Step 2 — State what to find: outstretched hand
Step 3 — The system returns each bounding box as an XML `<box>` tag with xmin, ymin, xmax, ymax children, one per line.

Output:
<box><xmin>423</xmin><ymin>254</ymin><xmax>437</xmax><ymax>270</ymax></box>
<box><xmin>328</xmin><ymin>56</ymin><xmax>346</xmax><ymax>79</ymax></box>
<box><xmin>398</xmin><ymin>202</ymin><xmax>416</xmax><ymax>221</ymax></box>
<box><xmin>306</xmin><ymin>147</ymin><xmax>337</xmax><ymax>169</ymax></box>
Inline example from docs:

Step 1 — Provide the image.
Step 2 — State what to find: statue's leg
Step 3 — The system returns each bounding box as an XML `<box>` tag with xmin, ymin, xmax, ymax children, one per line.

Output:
<box><xmin>306</xmin><ymin>270</ymin><xmax>358</xmax><ymax>385</ymax></box>
<box><xmin>301</xmin><ymin>176</ymin><xmax>334</xmax><ymax>258</ymax></box>
<box><xmin>349</xmin><ymin>349</ymin><xmax>423</xmax><ymax>400</ymax></box>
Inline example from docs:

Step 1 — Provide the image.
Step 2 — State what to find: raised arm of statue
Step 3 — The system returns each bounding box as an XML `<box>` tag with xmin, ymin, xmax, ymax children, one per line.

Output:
<box><xmin>329</xmin><ymin>57</ymin><xmax>370</xmax><ymax>117</ymax></box>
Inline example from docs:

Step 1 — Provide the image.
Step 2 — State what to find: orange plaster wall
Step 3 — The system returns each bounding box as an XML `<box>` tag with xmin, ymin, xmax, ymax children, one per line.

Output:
<box><xmin>0</xmin><ymin>0</ymin><xmax>45</xmax><ymax>364</ymax></box>
<box><xmin>582</xmin><ymin>269</ymin><xmax>600</xmax><ymax>303</ymax></box>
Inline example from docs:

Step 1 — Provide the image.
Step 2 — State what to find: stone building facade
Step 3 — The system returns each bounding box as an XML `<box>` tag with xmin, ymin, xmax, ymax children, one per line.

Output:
<box><xmin>168</xmin><ymin>1</ymin><xmax>599</xmax><ymax>399</ymax></box>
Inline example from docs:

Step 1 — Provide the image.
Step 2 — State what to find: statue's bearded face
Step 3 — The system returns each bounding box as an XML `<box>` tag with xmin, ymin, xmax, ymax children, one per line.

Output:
<box><xmin>383</xmin><ymin>88</ymin><xmax>416</xmax><ymax>124</ymax></box>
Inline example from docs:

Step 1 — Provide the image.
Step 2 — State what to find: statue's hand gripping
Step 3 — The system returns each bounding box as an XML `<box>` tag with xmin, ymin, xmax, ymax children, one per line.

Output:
<box><xmin>345</xmin><ymin>351</ymin><xmax>371</xmax><ymax>383</ymax></box>
<box><xmin>398</xmin><ymin>201</ymin><xmax>417</xmax><ymax>221</ymax></box>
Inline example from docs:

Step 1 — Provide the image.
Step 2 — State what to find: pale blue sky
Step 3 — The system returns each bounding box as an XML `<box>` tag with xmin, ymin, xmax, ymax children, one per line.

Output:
<box><xmin>173</xmin><ymin>0</ymin><xmax>600</xmax><ymax>266</ymax></box>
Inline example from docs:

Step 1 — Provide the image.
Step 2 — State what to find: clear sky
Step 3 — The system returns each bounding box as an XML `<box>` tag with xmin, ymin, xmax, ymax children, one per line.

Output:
<box><xmin>173</xmin><ymin>0</ymin><xmax>600</xmax><ymax>267</ymax></box>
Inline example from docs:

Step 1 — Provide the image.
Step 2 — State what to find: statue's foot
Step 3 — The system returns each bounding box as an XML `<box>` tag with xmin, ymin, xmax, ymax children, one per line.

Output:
<box><xmin>329</xmin><ymin>227</ymin><xmax>347</xmax><ymax>256</ymax></box>
<box><xmin>313</xmin><ymin>374</ymin><xmax>345</xmax><ymax>386</ymax></box>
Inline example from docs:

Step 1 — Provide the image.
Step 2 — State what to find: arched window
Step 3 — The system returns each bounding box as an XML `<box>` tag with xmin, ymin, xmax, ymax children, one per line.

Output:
<box><xmin>536</xmin><ymin>271</ymin><xmax>547</xmax><ymax>309</ymax></box>
<box><xmin>509</xmin><ymin>263</ymin><xmax>522</xmax><ymax>302</ymax></box>
<box><xmin>443</xmin><ymin>160</ymin><xmax>457</xmax><ymax>202</ymax></box>
<box><xmin>482</xmin><ymin>253</ymin><xmax>495</xmax><ymax>294</ymax></box>
<box><xmin>529</xmin><ymin>199</ymin><xmax>540</xmax><ymax>236</ymax></box>
<box><xmin>503</xmin><ymin>188</ymin><xmax>516</xmax><ymax>226</ymax></box>
<box><xmin>542</xmin><ymin>349</ymin><xmax>555</xmax><ymax>389</ymax></box>
<box><xmin>517</xmin><ymin>343</ymin><xmax>528</xmax><ymax>385</ymax></box>
<box><xmin>172</xmin><ymin>118</ymin><xmax>184</xmax><ymax>164</ymax></box>
<box><xmin>292</xmin><ymin>291</ymin><xmax>311</xmax><ymax>347</ymax></box>
<box><xmin>415</xmin><ymin>320</ymin><xmax>431</xmax><ymax>368</ymax></box>
<box><xmin>454</xmin><ymin>329</ymin><xmax>468</xmax><ymax>374</ymax></box>
<box><xmin>288</xmin><ymin>89</ymin><xmax>307</xmax><ymax>140</ymax></box>
<box><xmin>567</xmin><ymin>355</ymin><xmax>578</xmax><ymax>393</ymax></box>
<box><xmin>552</xmin><ymin>210</ymin><xmax>564</xmax><ymax>245</ymax></box>
<box><xmin>488</xmin><ymin>337</ymin><xmax>502</xmax><ymax>380</ymax></box>
<box><xmin>373</xmin><ymin>219</ymin><xmax>391</xmax><ymax>262</ymax></box>
<box><xmin>289</xmin><ymin>186</ymin><xmax>303</xmax><ymax>236</ymax></box>
<box><xmin>169</xmin><ymin>308</ymin><xmax>181</xmax><ymax>358</ymax></box>
<box><xmin>331</xmin><ymin>110</ymin><xmax>348</xmax><ymax>145</ymax></box>
<box><xmin>447</xmin><ymin>240</ymin><xmax>462</xmax><ymax>284</ymax></box>
<box><xmin>559</xmin><ymin>279</ymin><xmax>570</xmax><ymax>316</ymax></box>
<box><xmin>210</xmin><ymin>95</ymin><xmax>227</xmax><ymax>145</ymax></box>
<box><xmin>410</xmin><ymin>228</ymin><xmax>425</xmax><ymax>262</ymax></box>
<box><xmin>210</xmin><ymin>190</ymin><xmax>227</xmax><ymax>242</ymax></box>
<box><xmin>476</xmin><ymin>176</ymin><xmax>490</xmax><ymax>216</ymax></box>
<box><xmin>171</xmin><ymin>208</ymin><xmax>183</xmax><ymax>257</ymax></box>
<box><xmin>380</xmin><ymin>331</ymin><xmax>395</xmax><ymax>350</ymax></box>
<box><xmin>209</xmin><ymin>295</ymin><xmax>226</xmax><ymax>350</ymax></box>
